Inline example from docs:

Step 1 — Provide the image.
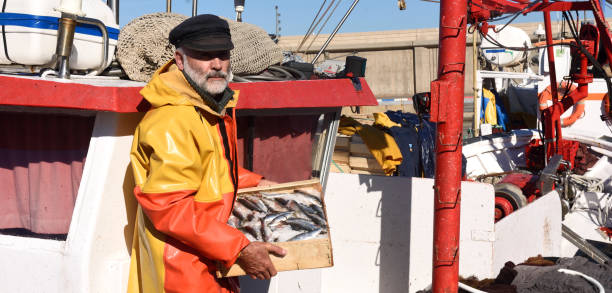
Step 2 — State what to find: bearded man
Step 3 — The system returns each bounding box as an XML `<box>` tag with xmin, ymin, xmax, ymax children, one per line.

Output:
<box><xmin>127</xmin><ymin>14</ymin><xmax>285</xmax><ymax>293</ymax></box>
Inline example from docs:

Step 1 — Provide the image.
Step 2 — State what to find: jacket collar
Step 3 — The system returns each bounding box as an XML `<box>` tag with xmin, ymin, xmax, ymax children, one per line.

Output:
<box><xmin>140</xmin><ymin>60</ymin><xmax>239</xmax><ymax>117</ymax></box>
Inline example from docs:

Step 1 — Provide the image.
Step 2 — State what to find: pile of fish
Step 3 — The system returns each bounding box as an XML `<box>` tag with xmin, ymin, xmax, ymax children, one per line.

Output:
<box><xmin>228</xmin><ymin>188</ymin><xmax>328</xmax><ymax>242</ymax></box>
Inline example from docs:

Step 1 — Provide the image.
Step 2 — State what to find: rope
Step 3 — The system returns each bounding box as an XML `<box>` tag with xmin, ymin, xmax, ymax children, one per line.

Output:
<box><xmin>331</xmin><ymin>160</ymin><xmax>345</xmax><ymax>173</ymax></box>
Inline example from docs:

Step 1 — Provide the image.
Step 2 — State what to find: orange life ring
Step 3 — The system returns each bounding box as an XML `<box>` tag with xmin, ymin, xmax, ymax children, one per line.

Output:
<box><xmin>538</xmin><ymin>81</ymin><xmax>584</xmax><ymax>127</ymax></box>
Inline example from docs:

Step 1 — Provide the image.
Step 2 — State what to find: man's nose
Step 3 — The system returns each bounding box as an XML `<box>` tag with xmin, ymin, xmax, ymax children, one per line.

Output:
<box><xmin>210</xmin><ymin>58</ymin><xmax>222</xmax><ymax>70</ymax></box>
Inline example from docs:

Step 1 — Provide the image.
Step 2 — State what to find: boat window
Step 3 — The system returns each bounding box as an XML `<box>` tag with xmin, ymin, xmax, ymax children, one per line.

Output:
<box><xmin>236</xmin><ymin>113</ymin><xmax>321</xmax><ymax>183</ymax></box>
<box><xmin>0</xmin><ymin>112</ymin><xmax>95</xmax><ymax>241</ymax></box>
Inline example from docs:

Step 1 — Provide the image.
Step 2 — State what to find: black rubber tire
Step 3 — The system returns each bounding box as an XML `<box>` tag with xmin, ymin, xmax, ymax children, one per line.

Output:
<box><xmin>494</xmin><ymin>183</ymin><xmax>528</xmax><ymax>210</ymax></box>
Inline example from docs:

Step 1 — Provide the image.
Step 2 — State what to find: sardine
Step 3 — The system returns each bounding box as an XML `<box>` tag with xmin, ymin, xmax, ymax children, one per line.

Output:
<box><xmin>243</xmin><ymin>232</ymin><xmax>257</xmax><ymax>242</ymax></box>
<box><xmin>268</xmin><ymin>212</ymin><xmax>293</xmax><ymax>227</ymax></box>
<box><xmin>305</xmin><ymin>213</ymin><xmax>327</xmax><ymax>228</ymax></box>
<box><xmin>283</xmin><ymin>217</ymin><xmax>319</xmax><ymax>231</ymax></box>
<box><xmin>232</xmin><ymin>202</ymin><xmax>251</xmax><ymax>220</ymax></box>
<box><xmin>261</xmin><ymin>197</ymin><xmax>288</xmax><ymax>213</ymax></box>
<box><xmin>238</xmin><ymin>197</ymin><xmax>260</xmax><ymax>212</ymax></box>
<box><xmin>288</xmin><ymin>228</ymin><xmax>323</xmax><ymax>241</ymax></box>
<box><xmin>264</xmin><ymin>211</ymin><xmax>292</xmax><ymax>224</ymax></box>
<box><xmin>295</xmin><ymin>201</ymin><xmax>317</xmax><ymax>215</ymax></box>
<box><xmin>261</xmin><ymin>219</ymin><xmax>273</xmax><ymax>242</ymax></box>
<box><xmin>294</xmin><ymin>189</ymin><xmax>322</xmax><ymax>205</ymax></box>
<box><xmin>241</xmin><ymin>219</ymin><xmax>263</xmax><ymax>241</ymax></box>
<box><xmin>294</xmin><ymin>201</ymin><xmax>326</xmax><ymax>227</ymax></box>
<box><xmin>245</xmin><ymin>195</ymin><xmax>269</xmax><ymax>213</ymax></box>
<box><xmin>274</xmin><ymin>196</ymin><xmax>291</xmax><ymax>206</ymax></box>
<box><xmin>271</xmin><ymin>225</ymin><xmax>304</xmax><ymax>242</ymax></box>
<box><xmin>286</xmin><ymin>201</ymin><xmax>309</xmax><ymax>219</ymax></box>
<box><xmin>309</xmin><ymin>204</ymin><xmax>325</xmax><ymax>218</ymax></box>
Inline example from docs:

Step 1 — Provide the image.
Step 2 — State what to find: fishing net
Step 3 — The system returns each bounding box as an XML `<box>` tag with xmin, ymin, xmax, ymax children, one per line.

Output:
<box><xmin>223</xmin><ymin>17</ymin><xmax>284</xmax><ymax>76</ymax></box>
<box><xmin>116</xmin><ymin>13</ymin><xmax>283</xmax><ymax>82</ymax></box>
<box><xmin>116</xmin><ymin>13</ymin><xmax>186</xmax><ymax>82</ymax></box>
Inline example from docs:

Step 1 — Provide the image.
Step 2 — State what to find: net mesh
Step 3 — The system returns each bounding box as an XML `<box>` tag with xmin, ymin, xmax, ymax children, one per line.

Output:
<box><xmin>117</xmin><ymin>13</ymin><xmax>283</xmax><ymax>82</ymax></box>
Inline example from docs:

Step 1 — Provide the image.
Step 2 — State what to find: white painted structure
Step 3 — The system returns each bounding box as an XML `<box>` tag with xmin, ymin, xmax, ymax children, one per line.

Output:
<box><xmin>0</xmin><ymin>0</ymin><xmax>118</xmax><ymax>69</ymax></box>
<box><xmin>0</xmin><ymin>112</ymin><xmax>142</xmax><ymax>292</ymax></box>
<box><xmin>240</xmin><ymin>173</ymin><xmax>564</xmax><ymax>293</ymax></box>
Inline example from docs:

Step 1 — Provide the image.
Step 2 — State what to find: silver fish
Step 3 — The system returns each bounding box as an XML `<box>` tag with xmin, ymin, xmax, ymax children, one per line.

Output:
<box><xmin>285</xmin><ymin>201</ymin><xmax>309</xmax><ymax>219</ymax></box>
<box><xmin>238</xmin><ymin>197</ymin><xmax>260</xmax><ymax>212</ymax></box>
<box><xmin>295</xmin><ymin>201</ymin><xmax>317</xmax><ymax>215</ymax></box>
<box><xmin>232</xmin><ymin>202</ymin><xmax>251</xmax><ymax>220</ymax></box>
<box><xmin>294</xmin><ymin>189</ymin><xmax>322</xmax><ymax>204</ymax></box>
<box><xmin>261</xmin><ymin>219</ymin><xmax>273</xmax><ymax>242</ymax></box>
<box><xmin>264</xmin><ymin>211</ymin><xmax>292</xmax><ymax>224</ymax></box>
<box><xmin>241</xmin><ymin>219</ymin><xmax>263</xmax><ymax>241</ymax></box>
<box><xmin>305</xmin><ymin>213</ymin><xmax>327</xmax><ymax>228</ymax></box>
<box><xmin>245</xmin><ymin>195</ymin><xmax>269</xmax><ymax>213</ymax></box>
<box><xmin>283</xmin><ymin>217</ymin><xmax>318</xmax><ymax>231</ymax></box>
<box><xmin>309</xmin><ymin>204</ymin><xmax>325</xmax><ymax>218</ymax></box>
<box><xmin>271</xmin><ymin>225</ymin><xmax>304</xmax><ymax>242</ymax></box>
<box><xmin>261</xmin><ymin>197</ymin><xmax>288</xmax><ymax>213</ymax></box>
<box><xmin>268</xmin><ymin>212</ymin><xmax>293</xmax><ymax>227</ymax></box>
<box><xmin>288</xmin><ymin>228</ymin><xmax>323</xmax><ymax>241</ymax></box>
<box><xmin>274</xmin><ymin>196</ymin><xmax>291</xmax><ymax>206</ymax></box>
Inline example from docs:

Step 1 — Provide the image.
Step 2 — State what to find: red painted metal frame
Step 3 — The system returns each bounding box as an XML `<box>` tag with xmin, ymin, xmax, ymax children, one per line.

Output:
<box><xmin>0</xmin><ymin>76</ymin><xmax>377</xmax><ymax>112</ymax></box>
<box><xmin>434</xmin><ymin>0</ymin><xmax>612</xmax><ymax>290</ymax></box>
<box><xmin>431</xmin><ymin>0</ymin><xmax>467</xmax><ymax>291</ymax></box>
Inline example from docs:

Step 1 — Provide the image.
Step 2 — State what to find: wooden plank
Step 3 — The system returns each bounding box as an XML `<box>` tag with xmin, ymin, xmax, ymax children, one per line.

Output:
<box><xmin>217</xmin><ymin>238</ymin><xmax>333</xmax><ymax>277</ymax></box>
<box><xmin>349</xmin><ymin>142</ymin><xmax>372</xmax><ymax>157</ymax></box>
<box><xmin>238</xmin><ymin>178</ymin><xmax>320</xmax><ymax>194</ymax></box>
<box><xmin>349</xmin><ymin>156</ymin><xmax>384</xmax><ymax>172</ymax></box>
<box><xmin>335</xmin><ymin>136</ymin><xmax>350</xmax><ymax>150</ymax></box>
<box><xmin>329</xmin><ymin>162</ymin><xmax>351</xmax><ymax>173</ymax></box>
<box><xmin>332</xmin><ymin>150</ymin><xmax>350</xmax><ymax>165</ymax></box>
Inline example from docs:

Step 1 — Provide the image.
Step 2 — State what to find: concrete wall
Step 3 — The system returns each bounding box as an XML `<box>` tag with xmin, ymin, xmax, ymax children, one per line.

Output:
<box><xmin>278</xmin><ymin>19</ymin><xmax>612</xmax><ymax>99</ymax></box>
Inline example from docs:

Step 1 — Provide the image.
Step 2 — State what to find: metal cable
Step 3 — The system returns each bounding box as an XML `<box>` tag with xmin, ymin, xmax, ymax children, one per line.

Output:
<box><xmin>493</xmin><ymin>1</ymin><xmax>543</xmax><ymax>33</ymax></box>
<box><xmin>296</xmin><ymin>0</ymin><xmax>328</xmax><ymax>52</ymax></box>
<box><xmin>304</xmin><ymin>0</ymin><xmax>343</xmax><ymax>53</ymax></box>
<box><xmin>299</xmin><ymin>0</ymin><xmax>337</xmax><ymax>54</ymax></box>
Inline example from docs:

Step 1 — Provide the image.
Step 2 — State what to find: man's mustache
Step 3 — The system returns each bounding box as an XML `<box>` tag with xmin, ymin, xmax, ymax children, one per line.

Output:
<box><xmin>205</xmin><ymin>70</ymin><xmax>228</xmax><ymax>79</ymax></box>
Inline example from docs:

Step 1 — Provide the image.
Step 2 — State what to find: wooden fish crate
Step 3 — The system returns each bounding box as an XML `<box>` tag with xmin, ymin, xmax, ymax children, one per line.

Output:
<box><xmin>217</xmin><ymin>179</ymin><xmax>333</xmax><ymax>277</ymax></box>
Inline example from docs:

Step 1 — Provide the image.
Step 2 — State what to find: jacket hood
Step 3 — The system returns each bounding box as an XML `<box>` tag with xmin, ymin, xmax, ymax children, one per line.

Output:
<box><xmin>140</xmin><ymin>60</ymin><xmax>238</xmax><ymax>116</ymax></box>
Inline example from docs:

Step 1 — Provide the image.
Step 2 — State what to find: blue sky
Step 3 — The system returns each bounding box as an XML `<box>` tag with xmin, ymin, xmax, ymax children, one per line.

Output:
<box><xmin>118</xmin><ymin>0</ymin><xmax>559</xmax><ymax>36</ymax></box>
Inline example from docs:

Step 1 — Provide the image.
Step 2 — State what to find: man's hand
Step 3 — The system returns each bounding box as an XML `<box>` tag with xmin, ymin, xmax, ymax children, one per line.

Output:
<box><xmin>237</xmin><ymin>242</ymin><xmax>286</xmax><ymax>280</ymax></box>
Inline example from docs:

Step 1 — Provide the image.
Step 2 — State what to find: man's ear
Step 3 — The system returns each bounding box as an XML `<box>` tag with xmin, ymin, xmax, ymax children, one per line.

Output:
<box><xmin>175</xmin><ymin>50</ymin><xmax>184</xmax><ymax>70</ymax></box>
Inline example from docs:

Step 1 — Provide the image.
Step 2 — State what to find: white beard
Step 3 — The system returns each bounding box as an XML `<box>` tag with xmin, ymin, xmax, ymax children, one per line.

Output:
<box><xmin>182</xmin><ymin>57</ymin><xmax>232</xmax><ymax>95</ymax></box>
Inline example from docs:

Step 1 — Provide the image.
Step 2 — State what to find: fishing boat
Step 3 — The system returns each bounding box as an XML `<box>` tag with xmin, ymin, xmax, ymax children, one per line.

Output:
<box><xmin>0</xmin><ymin>0</ymin><xmax>610</xmax><ymax>292</ymax></box>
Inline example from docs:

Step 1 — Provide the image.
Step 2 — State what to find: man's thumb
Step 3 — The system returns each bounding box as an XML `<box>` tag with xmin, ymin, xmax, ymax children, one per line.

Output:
<box><xmin>266</xmin><ymin>243</ymin><xmax>287</xmax><ymax>257</ymax></box>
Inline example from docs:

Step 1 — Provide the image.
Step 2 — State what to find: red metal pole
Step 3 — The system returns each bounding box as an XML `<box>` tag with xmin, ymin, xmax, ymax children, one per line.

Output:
<box><xmin>542</xmin><ymin>0</ymin><xmax>559</xmax><ymax>157</ymax></box>
<box><xmin>431</xmin><ymin>0</ymin><xmax>466</xmax><ymax>292</ymax></box>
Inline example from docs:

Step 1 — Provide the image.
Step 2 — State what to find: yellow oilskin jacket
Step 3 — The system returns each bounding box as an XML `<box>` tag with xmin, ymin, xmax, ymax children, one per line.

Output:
<box><xmin>128</xmin><ymin>61</ymin><xmax>260</xmax><ymax>293</ymax></box>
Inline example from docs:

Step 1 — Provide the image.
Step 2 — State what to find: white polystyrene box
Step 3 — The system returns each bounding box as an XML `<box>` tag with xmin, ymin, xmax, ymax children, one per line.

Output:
<box><xmin>0</xmin><ymin>0</ymin><xmax>117</xmax><ymax>70</ymax></box>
